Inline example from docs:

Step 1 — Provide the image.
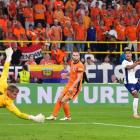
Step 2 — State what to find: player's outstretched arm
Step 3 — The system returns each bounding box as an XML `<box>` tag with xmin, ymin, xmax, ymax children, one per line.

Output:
<box><xmin>0</xmin><ymin>48</ymin><xmax>13</xmax><ymax>81</ymax></box>
<box><xmin>126</xmin><ymin>62</ymin><xmax>138</xmax><ymax>70</ymax></box>
<box><xmin>6</xmin><ymin>103</ymin><xmax>45</xmax><ymax>123</ymax></box>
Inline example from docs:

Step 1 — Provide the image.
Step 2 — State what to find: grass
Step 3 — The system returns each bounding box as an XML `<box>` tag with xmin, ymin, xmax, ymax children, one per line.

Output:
<box><xmin>0</xmin><ymin>104</ymin><xmax>140</xmax><ymax>140</ymax></box>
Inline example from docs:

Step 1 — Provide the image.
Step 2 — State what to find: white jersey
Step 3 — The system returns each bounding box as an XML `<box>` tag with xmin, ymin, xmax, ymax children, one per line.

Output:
<box><xmin>122</xmin><ymin>60</ymin><xmax>138</xmax><ymax>84</ymax></box>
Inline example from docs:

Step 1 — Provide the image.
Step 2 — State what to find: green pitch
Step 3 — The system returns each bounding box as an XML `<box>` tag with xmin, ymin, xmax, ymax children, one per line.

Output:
<box><xmin>0</xmin><ymin>104</ymin><xmax>140</xmax><ymax>140</ymax></box>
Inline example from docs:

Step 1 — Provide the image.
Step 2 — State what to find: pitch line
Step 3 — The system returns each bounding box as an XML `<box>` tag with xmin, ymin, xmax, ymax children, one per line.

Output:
<box><xmin>4</xmin><ymin>122</ymin><xmax>140</xmax><ymax>129</ymax></box>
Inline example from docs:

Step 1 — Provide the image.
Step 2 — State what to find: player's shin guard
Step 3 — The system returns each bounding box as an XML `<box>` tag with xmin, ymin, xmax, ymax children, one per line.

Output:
<box><xmin>52</xmin><ymin>100</ymin><xmax>62</xmax><ymax>117</ymax></box>
<box><xmin>63</xmin><ymin>103</ymin><xmax>70</xmax><ymax>118</ymax></box>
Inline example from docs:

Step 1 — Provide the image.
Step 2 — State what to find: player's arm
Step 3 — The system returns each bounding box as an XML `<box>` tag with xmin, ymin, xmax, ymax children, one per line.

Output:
<box><xmin>68</xmin><ymin>72</ymin><xmax>83</xmax><ymax>93</ymax></box>
<box><xmin>6</xmin><ymin>103</ymin><xmax>45</xmax><ymax>122</ymax></box>
<box><xmin>125</xmin><ymin>61</ymin><xmax>140</xmax><ymax>70</ymax></box>
<box><xmin>0</xmin><ymin>48</ymin><xmax>13</xmax><ymax>81</ymax></box>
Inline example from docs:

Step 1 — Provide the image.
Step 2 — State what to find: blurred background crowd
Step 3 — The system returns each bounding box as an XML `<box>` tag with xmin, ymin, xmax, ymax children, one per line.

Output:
<box><xmin>0</xmin><ymin>0</ymin><xmax>140</xmax><ymax>83</ymax></box>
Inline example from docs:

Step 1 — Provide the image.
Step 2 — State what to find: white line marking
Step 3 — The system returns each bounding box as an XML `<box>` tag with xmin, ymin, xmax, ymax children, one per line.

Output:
<box><xmin>3</xmin><ymin>122</ymin><xmax>140</xmax><ymax>129</ymax></box>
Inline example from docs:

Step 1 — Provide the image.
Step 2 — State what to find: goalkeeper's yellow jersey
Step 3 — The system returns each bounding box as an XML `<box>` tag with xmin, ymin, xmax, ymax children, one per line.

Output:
<box><xmin>0</xmin><ymin>62</ymin><xmax>29</xmax><ymax>119</ymax></box>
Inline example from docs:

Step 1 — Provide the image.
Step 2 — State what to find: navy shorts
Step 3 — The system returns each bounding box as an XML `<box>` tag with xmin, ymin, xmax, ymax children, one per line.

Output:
<box><xmin>125</xmin><ymin>81</ymin><xmax>140</xmax><ymax>94</ymax></box>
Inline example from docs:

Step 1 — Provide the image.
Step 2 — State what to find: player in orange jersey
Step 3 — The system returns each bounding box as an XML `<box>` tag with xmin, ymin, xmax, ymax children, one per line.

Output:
<box><xmin>46</xmin><ymin>52</ymin><xmax>84</xmax><ymax>120</ymax></box>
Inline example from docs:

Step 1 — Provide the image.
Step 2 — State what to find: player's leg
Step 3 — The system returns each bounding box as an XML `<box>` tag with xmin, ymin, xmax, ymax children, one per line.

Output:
<box><xmin>60</xmin><ymin>89</ymin><xmax>80</xmax><ymax>121</ymax></box>
<box><xmin>132</xmin><ymin>81</ymin><xmax>140</xmax><ymax>118</ymax></box>
<box><xmin>125</xmin><ymin>83</ymin><xmax>139</xmax><ymax>118</ymax></box>
<box><xmin>131</xmin><ymin>91</ymin><xmax>139</xmax><ymax>118</ymax></box>
<box><xmin>46</xmin><ymin>87</ymin><xmax>69</xmax><ymax>120</ymax></box>
<box><xmin>60</xmin><ymin>96</ymin><xmax>71</xmax><ymax>121</ymax></box>
<box><xmin>46</xmin><ymin>94</ymin><xmax>64</xmax><ymax>120</ymax></box>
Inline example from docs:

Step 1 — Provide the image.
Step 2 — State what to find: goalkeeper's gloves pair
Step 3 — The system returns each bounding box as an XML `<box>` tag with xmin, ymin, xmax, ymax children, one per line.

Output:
<box><xmin>29</xmin><ymin>113</ymin><xmax>45</xmax><ymax>123</ymax></box>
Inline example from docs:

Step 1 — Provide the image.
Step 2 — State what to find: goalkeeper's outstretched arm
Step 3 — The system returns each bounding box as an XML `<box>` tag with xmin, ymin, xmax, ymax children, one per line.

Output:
<box><xmin>6</xmin><ymin>103</ymin><xmax>45</xmax><ymax>122</ymax></box>
<box><xmin>0</xmin><ymin>48</ymin><xmax>13</xmax><ymax>83</ymax></box>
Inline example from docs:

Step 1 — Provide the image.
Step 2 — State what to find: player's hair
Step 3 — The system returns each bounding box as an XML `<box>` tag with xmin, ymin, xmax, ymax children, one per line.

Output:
<box><xmin>124</xmin><ymin>47</ymin><xmax>131</xmax><ymax>53</ymax></box>
<box><xmin>72</xmin><ymin>51</ymin><xmax>80</xmax><ymax>54</ymax></box>
<box><xmin>7</xmin><ymin>84</ymin><xmax>19</xmax><ymax>93</ymax></box>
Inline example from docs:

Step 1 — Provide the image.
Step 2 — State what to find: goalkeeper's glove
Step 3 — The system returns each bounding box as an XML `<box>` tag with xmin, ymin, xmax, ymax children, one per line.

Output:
<box><xmin>29</xmin><ymin>113</ymin><xmax>45</xmax><ymax>123</ymax></box>
<box><xmin>5</xmin><ymin>47</ymin><xmax>13</xmax><ymax>62</ymax></box>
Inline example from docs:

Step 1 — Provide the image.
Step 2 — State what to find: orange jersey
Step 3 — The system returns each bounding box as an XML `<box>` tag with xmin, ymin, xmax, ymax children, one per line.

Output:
<box><xmin>23</xmin><ymin>7</ymin><xmax>34</xmax><ymax>22</ymax></box>
<box><xmin>68</xmin><ymin>61</ymin><xmax>84</xmax><ymax>85</ymax></box>
<box><xmin>91</xmin><ymin>7</ymin><xmax>100</xmax><ymax>18</ymax></box>
<box><xmin>125</xmin><ymin>25</ymin><xmax>137</xmax><ymax>41</ymax></box>
<box><xmin>34</xmin><ymin>4</ymin><xmax>46</xmax><ymax>20</ymax></box>
<box><xmin>74</xmin><ymin>24</ymin><xmax>87</xmax><ymax>41</ymax></box>
<box><xmin>65</xmin><ymin>0</ymin><xmax>76</xmax><ymax>12</ymax></box>
<box><xmin>116</xmin><ymin>24</ymin><xmax>126</xmax><ymax>41</ymax></box>
<box><xmin>61</xmin><ymin>60</ymin><xmax>84</xmax><ymax>100</ymax></box>
<box><xmin>63</xmin><ymin>26</ymin><xmax>74</xmax><ymax>37</ymax></box>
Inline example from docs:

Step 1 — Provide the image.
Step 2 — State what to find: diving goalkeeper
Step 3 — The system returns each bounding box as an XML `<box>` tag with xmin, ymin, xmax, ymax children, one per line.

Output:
<box><xmin>0</xmin><ymin>47</ymin><xmax>45</xmax><ymax>122</ymax></box>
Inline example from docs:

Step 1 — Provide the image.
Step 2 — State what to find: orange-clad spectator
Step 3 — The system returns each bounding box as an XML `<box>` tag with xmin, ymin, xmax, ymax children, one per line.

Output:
<box><xmin>76</xmin><ymin>4</ymin><xmax>86</xmax><ymax>18</ymax></box>
<box><xmin>91</xmin><ymin>2</ymin><xmax>100</xmax><ymax>19</ymax></box>
<box><xmin>126</xmin><ymin>1</ymin><xmax>133</xmax><ymax>12</ymax></box>
<box><xmin>112</xmin><ymin>4</ymin><xmax>119</xmax><ymax>18</ymax></box>
<box><xmin>135</xmin><ymin>0</ymin><xmax>140</xmax><ymax>13</ymax></box>
<box><xmin>114</xmin><ymin>16</ymin><xmax>121</xmax><ymax>27</ymax></box>
<box><xmin>25</xmin><ymin>55</ymin><xmax>37</xmax><ymax>65</ymax></box>
<box><xmin>125</xmin><ymin>22</ymin><xmax>137</xmax><ymax>41</ymax></box>
<box><xmin>71</xmin><ymin>16</ymin><xmax>79</xmax><ymax>31</ymax></box>
<box><xmin>54</xmin><ymin>0</ymin><xmax>64</xmax><ymax>10</ymax></box>
<box><xmin>95</xmin><ymin>20</ymin><xmax>108</xmax><ymax>41</ymax></box>
<box><xmin>74</xmin><ymin>19</ymin><xmax>87</xmax><ymax>52</ymax></box>
<box><xmin>122</xmin><ymin>12</ymin><xmax>130</xmax><ymax>26</ymax></box>
<box><xmin>83</xmin><ymin>11</ymin><xmax>91</xmax><ymax>29</ymax></box>
<box><xmin>13</xmin><ymin>23</ymin><xmax>26</xmax><ymax>40</ymax></box>
<box><xmin>5</xmin><ymin>21</ymin><xmax>14</xmax><ymax>37</ymax></box>
<box><xmin>11</xmin><ymin>16</ymin><xmax>21</xmax><ymax>29</ymax></box>
<box><xmin>65</xmin><ymin>0</ymin><xmax>77</xmax><ymax>12</ymax></box>
<box><xmin>40</xmin><ymin>53</ymin><xmax>55</xmax><ymax>65</ymax></box>
<box><xmin>63</xmin><ymin>21</ymin><xmax>74</xmax><ymax>52</ymax></box>
<box><xmin>50</xmin><ymin>19</ymin><xmax>62</xmax><ymax>43</ymax></box>
<box><xmin>0</xmin><ymin>15</ymin><xmax>8</xmax><ymax>33</ymax></box>
<box><xmin>33</xmin><ymin>0</ymin><xmax>46</xmax><ymax>27</ymax></box>
<box><xmin>131</xmin><ymin>9</ymin><xmax>139</xmax><ymax>25</ymax></box>
<box><xmin>45</xmin><ymin>6</ymin><xmax>53</xmax><ymax>25</ymax></box>
<box><xmin>115</xmin><ymin>21</ymin><xmax>126</xmax><ymax>41</ymax></box>
<box><xmin>60</xmin><ymin>11</ymin><xmax>71</xmax><ymax>27</ymax></box>
<box><xmin>23</xmin><ymin>2</ymin><xmax>34</xmax><ymax>29</ymax></box>
<box><xmin>26</xmin><ymin>24</ymin><xmax>37</xmax><ymax>41</ymax></box>
<box><xmin>103</xmin><ymin>12</ymin><xmax>114</xmax><ymax>29</ymax></box>
<box><xmin>35</xmin><ymin>23</ymin><xmax>46</xmax><ymax>41</ymax></box>
<box><xmin>51</xmin><ymin>45</ymin><xmax>67</xmax><ymax>64</ymax></box>
<box><xmin>100</xmin><ymin>4</ymin><xmax>107</xmax><ymax>18</ymax></box>
<box><xmin>91</xmin><ymin>14</ymin><xmax>101</xmax><ymax>27</ymax></box>
<box><xmin>44</xmin><ymin>0</ymin><xmax>54</xmax><ymax>9</ymax></box>
<box><xmin>53</xmin><ymin>4</ymin><xmax>64</xmax><ymax>22</ymax></box>
<box><xmin>125</xmin><ymin>21</ymin><xmax>138</xmax><ymax>59</ymax></box>
<box><xmin>7</xmin><ymin>0</ymin><xmax>17</xmax><ymax>19</ymax></box>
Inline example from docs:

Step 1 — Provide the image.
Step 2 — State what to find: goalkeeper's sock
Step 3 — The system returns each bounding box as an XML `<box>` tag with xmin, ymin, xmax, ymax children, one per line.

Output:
<box><xmin>133</xmin><ymin>98</ymin><xmax>139</xmax><ymax>115</ymax></box>
<box><xmin>52</xmin><ymin>100</ymin><xmax>61</xmax><ymax>117</ymax></box>
<box><xmin>63</xmin><ymin>103</ymin><xmax>70</xmax><ymax>118</ymax></box>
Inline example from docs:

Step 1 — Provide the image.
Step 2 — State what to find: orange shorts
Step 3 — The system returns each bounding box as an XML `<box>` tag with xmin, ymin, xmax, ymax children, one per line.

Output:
<box><xmin>60</xmin><ymin>84</ymin><xmax>81</xmax><ymax>100</ymax></box>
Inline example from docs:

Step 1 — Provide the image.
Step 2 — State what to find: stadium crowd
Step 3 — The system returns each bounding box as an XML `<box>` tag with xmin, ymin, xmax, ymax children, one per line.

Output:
<box><xmin>0</xmin><ymin>0</ymin><xmax>140</xmax><ymax>83</ymax></box>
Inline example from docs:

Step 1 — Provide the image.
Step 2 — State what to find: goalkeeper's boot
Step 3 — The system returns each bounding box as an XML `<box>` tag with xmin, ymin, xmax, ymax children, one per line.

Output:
<box><xmin>59</xmin><ymin>117</ymin><xmax>71</xmax><ymax>121</ymax></box>
<box><xmin>133</xmin><ymin>114</ymin><xmax>140</xmax><ymax>119</ymax></box>
<box><xmin>46</xmin><ymin>115</ymin><xmax>57</xmax><ymax>120</ymax></box>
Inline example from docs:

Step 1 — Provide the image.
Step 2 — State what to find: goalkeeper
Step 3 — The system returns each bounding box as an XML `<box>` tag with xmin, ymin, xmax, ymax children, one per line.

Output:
<box><xmin>0</xmin><ymin>48</ymin><xmax>45</xmax><ymax>123</ymax></box>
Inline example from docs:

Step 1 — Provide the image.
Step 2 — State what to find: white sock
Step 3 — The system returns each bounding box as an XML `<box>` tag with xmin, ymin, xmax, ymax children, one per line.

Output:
<box><xmin>133</xmin><ymin>98</ymin><xmax>139</xmax><ymax>115</ymax></box>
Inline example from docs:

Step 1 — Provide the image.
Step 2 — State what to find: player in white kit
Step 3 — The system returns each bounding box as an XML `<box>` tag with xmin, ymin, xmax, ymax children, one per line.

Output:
<box><xmin>122</xmin><ymin>48</ymin><xmax>140</xmax><ymax>118</ymax></box>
